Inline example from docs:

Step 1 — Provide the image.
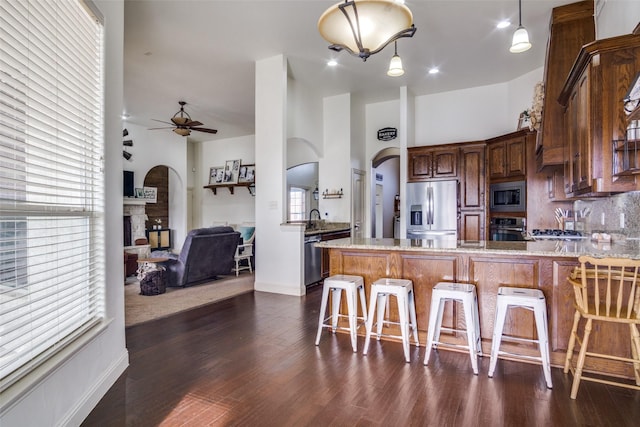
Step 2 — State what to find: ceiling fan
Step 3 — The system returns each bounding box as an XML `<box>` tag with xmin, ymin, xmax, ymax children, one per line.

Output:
<box><xmin>149</xmin><ymin>101</ymin><xmax>218</xmax><ymax>137</ymax></box>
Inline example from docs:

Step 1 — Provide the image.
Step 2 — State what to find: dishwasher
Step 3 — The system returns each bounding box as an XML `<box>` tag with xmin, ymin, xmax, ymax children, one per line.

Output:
<box><xmin>304</xmin><ymin>235</ymin><xmax>322</xmax><ymax>286</ymax></box>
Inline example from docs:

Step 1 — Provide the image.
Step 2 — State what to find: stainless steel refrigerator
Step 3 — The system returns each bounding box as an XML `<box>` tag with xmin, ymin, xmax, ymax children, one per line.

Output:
<box><xmin>406</xmin><ymin>180</ymin><xmax>458</xmax><ymax>240</ymax></box>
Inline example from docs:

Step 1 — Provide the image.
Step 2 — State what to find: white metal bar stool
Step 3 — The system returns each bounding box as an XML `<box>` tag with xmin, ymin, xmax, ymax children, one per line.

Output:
<box><xmin>424</xmin><ymin>282</ymin><xmax>483</xmax><ymax>374</ymax></box>
<box><xmin>315</xmin><ymin>274</ymin><xmax>368</xmax><ymax>352</ymax></box>
<box><xmin>488</xmin><ymin>286</ymin><xmax>553</xmax><ymax>388</ymax></box>
<box><xmin>363</xmin><ymin>278</ymin><xmax>419</xmax><ymax>362</ymax></box>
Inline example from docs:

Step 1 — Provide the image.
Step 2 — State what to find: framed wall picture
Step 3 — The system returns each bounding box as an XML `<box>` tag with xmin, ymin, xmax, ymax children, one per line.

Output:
<box><xmin>223</xmin><ymin>159</ymin><xmax>241</xmax><ymax>184</ymax></box>
<box><xmin>238</xmin><ymin>164</ymin><xmax>255</xmax><ymax>183</ymax></box>
<box><xmin>135</xmin><ymin>188</ymin><xmax>144</xmax><ymax>198</ymax></box>
<box><xmin>517</xmin><ymin>112</ymin><xmax>532</xmax><ymax>130</ymax></box>
<box><xmin>209</xmin><ymin>166</ymin><xmax>224</xmax><ymax>185</ymax></box>
<box><xmin>143</xmin><ymin>186</ymin><xmax>157</xmax><ymax>203</ymax></box>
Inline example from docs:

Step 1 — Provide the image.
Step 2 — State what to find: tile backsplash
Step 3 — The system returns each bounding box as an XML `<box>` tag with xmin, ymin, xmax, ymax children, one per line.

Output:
<box><xmin>574</xmin><ymin>191</ymin><xmax>640</xmax><ymax>238</ymax></box>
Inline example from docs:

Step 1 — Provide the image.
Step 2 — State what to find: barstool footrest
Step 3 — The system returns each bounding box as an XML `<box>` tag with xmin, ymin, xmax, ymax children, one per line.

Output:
<box><xmin>495</xmin><ymin>350</ymin><xmax>543</xmax><ymax>363</ymax></box>
<box><xmin>432</xmin><ymin>341</ymin><xmax>482</xmax><ymax>354</ymax></box>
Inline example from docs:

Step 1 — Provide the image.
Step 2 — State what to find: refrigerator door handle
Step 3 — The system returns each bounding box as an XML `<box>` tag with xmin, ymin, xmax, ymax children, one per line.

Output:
<box><xmin>427</xmin><ymin>186</ymin><xmax>434</xmax><ymax>225</ymax></box>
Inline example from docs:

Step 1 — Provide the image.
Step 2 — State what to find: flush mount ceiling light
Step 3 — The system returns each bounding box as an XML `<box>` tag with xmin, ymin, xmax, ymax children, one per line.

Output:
<box><xmin>510</xmin><ymin>0</ymin><xmax>531</xmax><ymax>53</ymax></box>
<box><xmin>387</xmin><ymin>41</ymin><xmax>404</xmax><ymax>77</ymax></box>
<box><xmin>318</xmin><ymin>0</ymin><xmax>416</xmax><ymax>62</ymax></box>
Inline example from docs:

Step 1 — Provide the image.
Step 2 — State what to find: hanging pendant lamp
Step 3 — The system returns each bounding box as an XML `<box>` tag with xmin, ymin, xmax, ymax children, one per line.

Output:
<box><xmin>510</xmin><ymin>0</ymin><xmax>531</xmax><ymax>53</ymax></box>
<box><xmin>318</xmin><ymin>0</ymin><xmax>416</xmax><ymax>62</ymax></box>
<box><xmin>387</xmin><ymin>41</ymin><xmax>405</xmax><ymax>76</ymax></box>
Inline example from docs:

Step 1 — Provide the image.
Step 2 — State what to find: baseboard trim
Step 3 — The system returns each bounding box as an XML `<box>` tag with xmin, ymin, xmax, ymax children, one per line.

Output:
<box><xmin>59</xmin><ymin>349</ymin><xmax>129</xmax><ymax>427</ymax></box>
<box><xmin>254</xmin><ymin>280</ymin><xmax>305</xmax><ymax>296</ymax></box>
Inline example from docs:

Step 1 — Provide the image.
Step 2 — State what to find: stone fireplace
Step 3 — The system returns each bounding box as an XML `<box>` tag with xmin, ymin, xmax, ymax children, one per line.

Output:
<box><xmin>123</xmin><ymin>199</ymin><xmax>150</xmax><ymax>257</ymax></box>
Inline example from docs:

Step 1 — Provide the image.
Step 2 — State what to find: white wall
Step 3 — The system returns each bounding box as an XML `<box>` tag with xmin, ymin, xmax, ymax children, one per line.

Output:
<box><xmin>287</xmin><ymin>77</ymin><xmax>323</xmax><ymax>157</ymax></box>
<box><xmin>0</xmin><ymin>1</ymin><xmax>129</xmax><ymax>425</ymax></box>
<box><xmin>198</xmin><ymin>135</ymin><xmax>256</xmax><ymax>227</ymax></box>
<box><xmin>254</xmin><ymin>55</ymin><xmax>305</xmax><ymax>296</ymax></box>
<box><xmin>597</xmin><ymin>0</ymin><xmax>640</xmax><ymax>39</ymax></box>
<box><xmin>320</xmin><ymin>94</ymin><xmax>352</xmax><ymax>222</ymax></box>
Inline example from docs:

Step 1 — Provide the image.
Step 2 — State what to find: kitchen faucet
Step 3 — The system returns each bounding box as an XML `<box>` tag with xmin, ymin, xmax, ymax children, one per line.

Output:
<box><xmin>308</xmin><ymin>209</ymin><xmax>321</xmax><ymax>227</ymax></box>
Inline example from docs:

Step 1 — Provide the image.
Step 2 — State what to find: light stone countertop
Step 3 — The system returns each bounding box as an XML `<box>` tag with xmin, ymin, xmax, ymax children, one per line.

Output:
<box><xmin>316</xmin><ymin>237</ymin><xmax>640</xmax><ymax>259</ymax></box>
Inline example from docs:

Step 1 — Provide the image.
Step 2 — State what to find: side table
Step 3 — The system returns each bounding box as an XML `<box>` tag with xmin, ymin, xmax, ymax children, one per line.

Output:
<box><xmin>136</xmin><ymin>257</ymin><xmax>169</xmax><ymax>296</ymax></box>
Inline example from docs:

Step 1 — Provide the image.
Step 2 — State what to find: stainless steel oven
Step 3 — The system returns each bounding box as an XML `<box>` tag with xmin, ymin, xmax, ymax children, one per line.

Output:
<box><xmin>489</xmin><ymin>217</ymin><xmax>526</xmax><ymax>241</ymax></box>
<box><xmin>490</xmin><ymin>181</ymin><xmax>526</xmax><ymax>213</ymax></box>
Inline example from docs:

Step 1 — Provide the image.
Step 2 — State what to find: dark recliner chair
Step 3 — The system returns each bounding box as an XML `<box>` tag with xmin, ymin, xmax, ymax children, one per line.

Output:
<box><xmin>153</xmin><ymin>226</ymin><xmax>240</xmax><ymax>287</ymax></box>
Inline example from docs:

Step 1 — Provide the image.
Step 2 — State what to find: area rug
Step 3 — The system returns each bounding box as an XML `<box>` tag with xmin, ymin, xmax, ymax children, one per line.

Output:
<box><xmin>124</xmin><ymin>273</ymin><xmax>254</xmax><ymax>327</ymax></box>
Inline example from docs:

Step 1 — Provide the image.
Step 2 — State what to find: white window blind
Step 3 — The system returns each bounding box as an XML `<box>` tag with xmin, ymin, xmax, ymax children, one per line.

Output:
<box><xmin>0</xmin><ymin>0</ymin><xmax>105</xmax><ymax>391</ymax></box>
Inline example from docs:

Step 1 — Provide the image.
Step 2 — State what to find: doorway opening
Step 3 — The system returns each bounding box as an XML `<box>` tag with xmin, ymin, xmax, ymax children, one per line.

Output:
<box><xmin>371</xmin><ymin>148</ymin><xmax>400</xmax><ymax>239</ymax></box>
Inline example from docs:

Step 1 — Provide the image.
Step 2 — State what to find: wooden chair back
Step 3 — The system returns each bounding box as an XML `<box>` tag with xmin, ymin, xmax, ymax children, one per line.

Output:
<box><xmin>568</xmin><ymin>255</ymin><xmax>640</xmax><ymax>320</ymax></box>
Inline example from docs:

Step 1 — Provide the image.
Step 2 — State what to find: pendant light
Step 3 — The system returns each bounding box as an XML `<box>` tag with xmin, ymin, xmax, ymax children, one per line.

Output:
<box><xmin>387</xmin><ymin>41</ymin><xmax>404</xmax><ymax>77</ymax></box>
<box><xmin>318</xmin><ymin>0</ymin><xmax>416</xmax><ymax>62</ymax></box>
<box><xmin>510</xmin><ymin>0</ymin><xmax>531</xmax><ymax>53</ymax></box>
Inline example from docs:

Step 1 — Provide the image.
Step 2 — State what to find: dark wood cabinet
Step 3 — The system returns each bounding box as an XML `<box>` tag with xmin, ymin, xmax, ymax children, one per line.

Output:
<box><xmin>487</xmin><ymin>131</ymin><xmax>527</xmax><ymax>180</ymax></box>
<box><xmin>536</xmin><ymin>0</ymin><xmax>595</xmax><ymax>170</ymax></box>
<box><xmin>459</xmin><ymin>143</ymin><xmax>486</xmax><ymax>241</ymax></box>
<box><xmin>459</xmin><ymin>211</ymin><xmax>484</xmax><ymax>241</ymax></box>
<box><xmin>408</xmin><ymin>146</ymin><xmax>458</xmax><ymax>181</ymax></box>
<box><xmin>558</xmin><ymin>32</ymin><xmax>640</xmax><ymax>196</ymax></box>
<box><xmin>320</xmin><ymin>229</ymin><xmax>351</xmax><ymax>279</ymax></box>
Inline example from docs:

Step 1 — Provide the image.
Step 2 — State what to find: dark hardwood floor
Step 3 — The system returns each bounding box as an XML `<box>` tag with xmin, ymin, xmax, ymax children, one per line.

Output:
<box><xmin>83</xmin><ymin>286</ymin><xmax>640</xmax><ymax>426</ymax></box>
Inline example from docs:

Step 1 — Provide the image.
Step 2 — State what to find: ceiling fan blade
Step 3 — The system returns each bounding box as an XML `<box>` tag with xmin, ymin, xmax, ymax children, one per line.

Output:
<box><xmin>191</xmin><ymin>127</ymin><xmax>218</xmax><ymax>134</ymax></box>
<box><xmin>148</xmin><ymin>126</ymin><xmax>175</xmax><ymax>130</ymax></box>
<box><xmin>184</xmin><ymin>120</ymin><xmax>203</xmax><ymax>127</ymax></box>
<box><xmin>152</xmin><ymin>118</ymin><xmax>173</xmax><ymax>125</ymax></box>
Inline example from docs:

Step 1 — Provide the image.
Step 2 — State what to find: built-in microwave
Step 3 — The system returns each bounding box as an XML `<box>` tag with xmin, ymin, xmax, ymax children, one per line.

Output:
<box><xmin>490</xmin><ymin>180</ymin><xmax>526</xmax><ymax>212</ymax></box>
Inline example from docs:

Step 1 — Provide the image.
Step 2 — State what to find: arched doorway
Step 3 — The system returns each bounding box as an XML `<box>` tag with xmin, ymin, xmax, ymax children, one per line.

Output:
<box><xmin>371</xmin><ymin>148</ymin><xmax>400</xmax><ymax>238</ymax></box>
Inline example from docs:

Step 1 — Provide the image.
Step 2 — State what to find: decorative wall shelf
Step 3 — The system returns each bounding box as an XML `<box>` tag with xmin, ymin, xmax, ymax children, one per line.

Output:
<box><xmin>322</xmin><ymin>188</ymin><xmax>343</xmax><ymax>199</ymax></box>
<box><xmin>204</xmin><ymin>182</ymin><xmax>254</xmax><ymax>195</ymax></box>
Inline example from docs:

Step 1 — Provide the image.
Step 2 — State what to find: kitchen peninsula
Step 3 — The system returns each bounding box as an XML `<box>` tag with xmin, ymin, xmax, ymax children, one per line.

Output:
<box><xmin>317</xmin><ymin>237</ymin><xmax>640</xmax><ymax>378</ymax></box>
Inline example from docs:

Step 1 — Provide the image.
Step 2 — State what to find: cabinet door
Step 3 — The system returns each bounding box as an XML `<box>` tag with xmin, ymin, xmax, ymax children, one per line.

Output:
<box><xmin>409</xmin><ymin>149</ymin><xmax>433</xmax><ymax>181</ymax></box>
<box><xmin>460</xmin><ymin>145</ymin><xmax>485</xmax><ymax>210</ymax></box>
<box><xmin>488</xmin><ymin>143</ymin><xmax>506</xmax><ymax>179</ymax></box>
<box><xmin>432</xmin><ymin>149</ymin><xmax>458</xmax><ymax>178</ymax></box>
<box><xmin>459</xmin><ymin>211</ymin><xmax>485</xmax><ymax>241</ymax></box>
<box><xmin>506</xmin><ymin>138</ymin><xmax>526</xmax><ymax>176</ymax></box>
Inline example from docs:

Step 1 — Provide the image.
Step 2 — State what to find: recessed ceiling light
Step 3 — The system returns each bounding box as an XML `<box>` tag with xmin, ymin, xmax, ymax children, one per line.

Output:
<box><xmin>428</xmin><ymin>67</ymin><xmax>439</xmax><ymax>75</ymax></box>
<box><xmin>497</xmin><ymin>20</ymin><xmax>511</xmax><ymax>29</ymax></box>
<box><xmin>327</xmin><ymin>59</ymin><xmax>338</xmax><ymax>67</ymax></box>
<box><xmin>121</xmin><ymin>113</ymin><xmax>130</xmax><ymax>120</ymax></box>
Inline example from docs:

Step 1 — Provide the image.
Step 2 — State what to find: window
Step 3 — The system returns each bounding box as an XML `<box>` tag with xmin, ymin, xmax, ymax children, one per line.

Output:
<box><xmin>0</xmin><ymin>0</ymin><xmax>105</xmax><ymax>391</ymax></box>
<box><xmin>289</xmin><ymin>187</ymin><xmax>306</xmax><ymax>221</ymax></box>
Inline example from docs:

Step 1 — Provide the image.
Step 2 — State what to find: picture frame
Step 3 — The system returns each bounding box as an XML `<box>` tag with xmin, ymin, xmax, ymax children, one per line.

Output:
<box><xmin>209</xmin><ymin>166</ymin><xmax>224</xmax><ymax>185</ymax></box>
<box><xmin>238</xmin><ymin>164</ymin><xmax>255</xmax><ymax>184</ymax></box>
<box><xmin>135</xmin><ymin>188</ymin><xmax>144</xmax><ymax>198</ymax></box>
<box><xmin>223</xmin><ymin>159</ymin><xmax>241</xmax><ymax>184</ymax></box>
<box><xmin>517</xmin><ymin>112</ymin><xmax>531</xmax><ymax>130</ymax></box>
<box><xmin>142</xmin><ymin>186</ymin><xmax>157</xmax><ymax>203</ymax></box>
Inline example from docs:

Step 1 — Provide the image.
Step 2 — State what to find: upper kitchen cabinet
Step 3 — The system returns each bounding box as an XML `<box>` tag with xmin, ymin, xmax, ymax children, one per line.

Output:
<box><xmin>486</xmin><ymin>130</ymin><xmax>528</xmax><ymax>181</ymax></box>
<box><xmin>536</xmin><ymin>1</ymin><xmax>595</xmax><ymax>170</ymax></box>
<box><xmin>408</xmin><ymin>145</ymin><xmax>458</xmax><ymax>181</ymax></box>
<box><xmin>459</xmin><ymin>143</ymin><xmax>486</xmax><ymax>211</ymax></box>
<box><xmin>459</xmin><ymin>143</ymin><xmax>486</xmax><ymax>241</ymax></box>
<box><xmin>558</xmin><ymin>31</ymin><xmax>640</xmax><ymax>197</ymax></box>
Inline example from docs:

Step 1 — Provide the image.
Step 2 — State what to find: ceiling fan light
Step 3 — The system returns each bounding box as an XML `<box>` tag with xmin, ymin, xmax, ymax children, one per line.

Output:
<box><xmin>318</xmin><ymin>0</ymin><xmax>416</xmax><ymax>61</ymax></box>
<box><xmin>172</xmin><ymin>117</ymin><xmax>189</xmax><ymax>126</ymax></box>
<box><xmin>173</xmin><ymin>128</ymin><xmax>190</xmax><ymax>136</ymax></box>
<box><xmin>510</xmin><ymin>26</ymin><xmax>531</xmax><ymax>53</ymax></box>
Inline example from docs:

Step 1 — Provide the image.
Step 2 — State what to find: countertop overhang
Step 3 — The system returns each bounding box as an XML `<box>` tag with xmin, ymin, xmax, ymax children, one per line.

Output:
<box><xmin>316</xmin><ymin>237</ymin><xmax>640</xmax><ymax>259</ymax></box>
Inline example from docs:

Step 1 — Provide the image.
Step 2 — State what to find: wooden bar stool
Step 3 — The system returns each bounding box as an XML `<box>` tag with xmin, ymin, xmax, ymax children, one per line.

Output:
<box><xmin>488</xmin><ymin>286</ymin><xmax>552</xmax><ymax>389</ymax></box>
<box><xmin>315</xmin><ymin>274</ymin><xmax>368</xmax><ymax>352</ymax></box>
<box><xmin>424</xmin><ymin>282</ymin><xmax>482</xmax><ymax>374</ymax></box>
<box><xmin>564</xmin><ymin>256</ymin><xmax>640</xmax><ymax>399</ymax></box>
<box><xmin>363</xmin><ymin>278</ymin><xmax>419</xmax><ymax>362</ymax></box>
